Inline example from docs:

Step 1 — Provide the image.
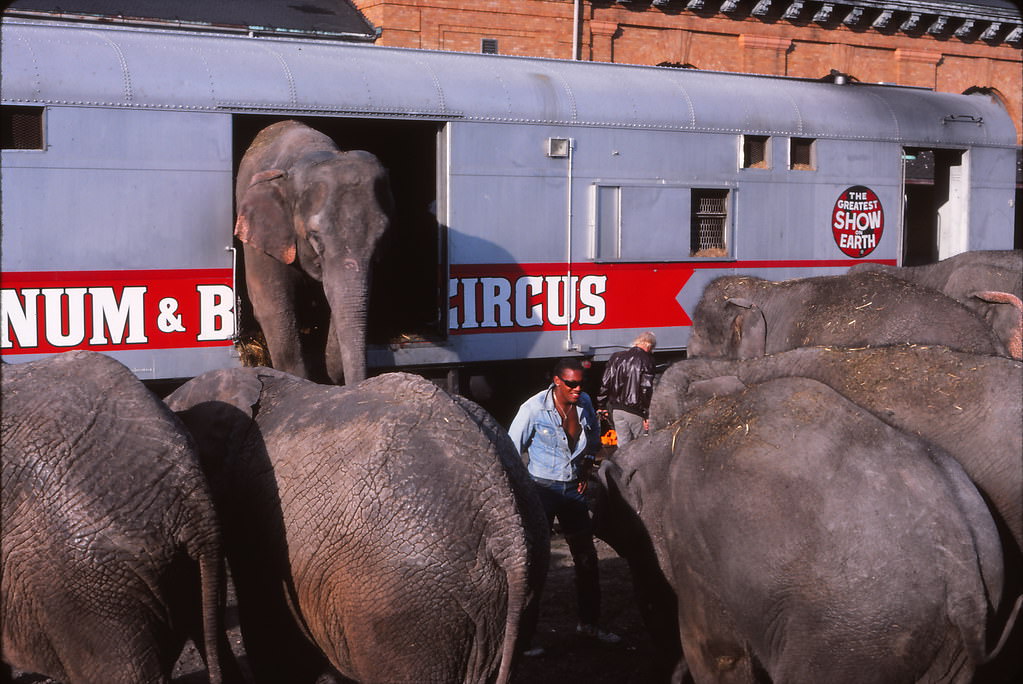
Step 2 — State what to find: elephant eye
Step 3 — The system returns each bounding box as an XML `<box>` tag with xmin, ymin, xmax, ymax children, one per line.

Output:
<box><xmin>302</xmin><ymin>182</ymin><xmax>329</xmax><ymax>214</ymax></box>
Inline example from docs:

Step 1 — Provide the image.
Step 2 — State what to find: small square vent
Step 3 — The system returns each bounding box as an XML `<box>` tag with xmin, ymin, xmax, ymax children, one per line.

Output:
<box><xmin>546</xmin><ymin>138</ymin><xmax>571</xmax><ymax>158</ymax></box>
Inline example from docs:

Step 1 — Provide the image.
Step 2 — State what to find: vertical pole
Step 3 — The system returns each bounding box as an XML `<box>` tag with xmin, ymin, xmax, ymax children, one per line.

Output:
<box><xmin>565</xmin><ymin>139</ymin><xmax>577</xmax><ymax>351</ymax></box>
<box><xmin>573</xmin><ymin>0</ymin><xmax>582</xmax><ymax>60</ymax></box>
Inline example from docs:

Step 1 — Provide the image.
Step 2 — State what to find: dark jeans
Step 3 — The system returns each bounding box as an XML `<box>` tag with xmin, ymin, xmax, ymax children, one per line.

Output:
<box><xmin>533</xmin><ymin>477</ymin><xmax>601</xmax><ymax>626</ymax></box>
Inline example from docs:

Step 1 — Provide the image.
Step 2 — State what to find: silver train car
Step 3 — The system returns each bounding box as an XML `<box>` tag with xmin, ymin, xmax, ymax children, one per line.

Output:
<box><xmin>2</xmin><ymin>16</ymin><xmax>1018</xmax><ymax>387</ymax></box>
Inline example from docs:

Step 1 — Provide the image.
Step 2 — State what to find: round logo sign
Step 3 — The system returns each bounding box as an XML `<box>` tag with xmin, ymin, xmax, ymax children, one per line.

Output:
<box><xmin>832</xmin><ymin>185</ymin><xmax>884</xmax><ymax>258</ymax></box>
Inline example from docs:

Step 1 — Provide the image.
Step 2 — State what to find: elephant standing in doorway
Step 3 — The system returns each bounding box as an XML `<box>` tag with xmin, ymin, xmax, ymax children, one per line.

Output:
<box><xmin>685</xmin><ymin>270</ymin><xmax>1012</xmax><ymax>359</ymax></box>
<box><xmin>166</xmin><ymin>368</ymin><xmax>549</xmax><ymax>684</ymax></box>
<box><xmin>235</xmin><ymin>120</ymin><xmax>393</xmax><ymax>384</ymax></box>
<box><xmin>1</xmin><ymin>351</ymin><xmax>234</xmax><ymax>684</ymax></box>
<box><xmin>849</xmin><ymin>250</ymin><xmax>1023</xmax><ymax>358</ymax></box>
<box><xmin>604</xmin><ymin>377</ymin><xmax>1009</xmax><ymax>683</ymax></box>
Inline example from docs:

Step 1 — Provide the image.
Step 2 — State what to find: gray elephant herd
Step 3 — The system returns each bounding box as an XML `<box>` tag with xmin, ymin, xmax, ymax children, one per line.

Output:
<box><xmin>598</xmin><ymin>249</ymin><xmax>1023</xmax><ymax>683</ymax></box>
<box><xmin>2</xmin><ymin>353</ymin><xmax>549</xmax><ymax>684</ymax></box>
<box><xmin>2</xmin><ymin>249</ymin><xmax>1021</xmax><ymax>684</ymax></box>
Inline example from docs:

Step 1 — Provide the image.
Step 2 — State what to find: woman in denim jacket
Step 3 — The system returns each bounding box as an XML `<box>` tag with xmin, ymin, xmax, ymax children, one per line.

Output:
<box><xmin>508</xmin><ymin>357</ymin><xmax>621</xmax><ymax>646</ymax></box>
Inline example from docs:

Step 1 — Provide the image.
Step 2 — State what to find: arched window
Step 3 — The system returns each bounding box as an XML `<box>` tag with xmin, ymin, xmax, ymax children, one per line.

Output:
<box><xmin>963</xmin><ymin>85</ymin><xmax>1007</xmax><ymax>107</ymax></box>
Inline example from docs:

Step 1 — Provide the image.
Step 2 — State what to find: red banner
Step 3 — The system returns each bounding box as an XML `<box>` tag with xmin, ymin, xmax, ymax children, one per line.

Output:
<box><xmin>448</xmin><ymin>262</ymin><xmax>694</xmax><ymax>333</ymax></box>
<box><xmin>1</xmin><ymin>269</ymin><xmax>235</xmax><ymax>355</ymax></box>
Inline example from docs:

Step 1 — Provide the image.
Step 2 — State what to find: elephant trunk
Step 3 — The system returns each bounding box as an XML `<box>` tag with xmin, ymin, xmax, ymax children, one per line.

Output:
<box><xmin>323</xmin><ymin>257</ymin><xmax>371</xmax><ymax>385</ymax></box>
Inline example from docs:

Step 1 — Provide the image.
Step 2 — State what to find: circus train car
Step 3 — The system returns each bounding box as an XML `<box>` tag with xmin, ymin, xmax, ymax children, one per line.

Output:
<box><xmin>2</xmin><ymin>15</ymin><xmax>1018</xmax><ymax>397</ymax></box>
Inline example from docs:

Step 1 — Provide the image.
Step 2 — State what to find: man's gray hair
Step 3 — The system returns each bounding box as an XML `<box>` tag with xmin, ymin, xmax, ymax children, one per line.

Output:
<box><xmin>632</xmin><ymin>331</ymin><xmax>657</xmax><ymax>350</ymax></box>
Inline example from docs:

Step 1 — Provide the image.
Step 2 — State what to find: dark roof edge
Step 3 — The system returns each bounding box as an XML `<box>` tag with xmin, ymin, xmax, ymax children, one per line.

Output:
<box><xmin>1</xmin><ymin>7</ymin><xmax>381</xmax><ymax>41</ymax></box>
<box><xmin>854</xmin><ymin>0</ymin><xmax>1022</xmax><ymax>21</ymax></box>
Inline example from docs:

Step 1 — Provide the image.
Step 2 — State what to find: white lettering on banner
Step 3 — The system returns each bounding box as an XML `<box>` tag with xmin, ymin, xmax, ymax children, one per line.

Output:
<box><xmin>460</xmin><ymin>277</ymin><xmax>479</xmax><ymax>330</ymax></box>
<box><xmin>833</xmin><ymin>210</ymin><xmax>882</xmax><ymax>233</ymax></box>
<box><xmin>514</xmin><ymin>276</ymin><xmax>544</xmax><ymax>327</ymax></box>
<box><xmin>448</xmin><ymin>278</ymin><xmax>460</xmax><ymax>330</ymax></box>
<box><xmin>450</xmin><ymin>274</ymin><xmax>608</xmax><ymax>330</ymax></box>
<box><xmin>1</xmin><ymin>271</ymin><xmax>234</xmax><ymax>354</ymax></box>
<box><xmin>197</xmin><ymin>285</ymin><xmax>236</xmax><ymax>341</ymax></box>
<box><xmin>1</xmin><ymin>286</ymin><xmax>150</xmax><ymax>349</ymax></box>
<box><xmin>840</xmin><ymin>233</ymin><xmax>878</xmax><ymax>250</ymax></box>
<box><xmin>545</xmin><ymin>276</ymin><xmax>575</xmax><ymax>326</ymax></box>
<box><xmin>90</xmin><ymin>287</ymin><xmax>147</xmax><ymax>344</ymax></box>
<box><xmin>44</xmin><ymin>288</ymin><xmax>88</xmax><ymax>347</ymax></box>
<box><xmin>1</xmin><ymin>288</ymin><xmax>39</xmax><ymax>348</ymax></box>
<box><xmin>578</xmin><ymin>275</ymin><xmax>607</xmax><ymax>324</ymax></box>
<box><xmin>157</xmin><ymin>298</ymin><xmax>187</xmax><ymax>333</ymax></box>
<box><xmin>480</xmin><ymin>277</ymin><xmax>513</xmax><ymax>328</ymax></box>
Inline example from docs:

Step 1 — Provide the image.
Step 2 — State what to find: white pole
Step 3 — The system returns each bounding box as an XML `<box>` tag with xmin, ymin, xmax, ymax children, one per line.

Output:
<box><xmin>565</xmin><ymin>139</ymin><xmax>577</xmax><ymax>351</ymax></box>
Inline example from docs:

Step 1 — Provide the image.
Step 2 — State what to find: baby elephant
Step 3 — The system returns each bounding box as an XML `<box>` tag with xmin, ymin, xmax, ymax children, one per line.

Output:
<box><xmin>2</xmin><ymin>351</ymin><xmax>233</xmax><ymax>684</ymax></box>
<box><xmin>166</xmin><ymin>368</ymin><xmax>549</xmax><ymax>684</ymax></box>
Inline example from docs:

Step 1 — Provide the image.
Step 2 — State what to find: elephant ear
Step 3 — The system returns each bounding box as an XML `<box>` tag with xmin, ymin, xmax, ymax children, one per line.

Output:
<box><xmin>166</xmin><ymin>367</ymin><xmax>266</xmax><ymax>439</ymax></box>
<box><xmin>725</xmin><ymin>297</ymin><xmax>767</xmax><ymax>359</ymax></box>
<box><xmin>235</xmin><ymin>169</ymin><xmax>297</xmax><ymax>264</ymax></box>
<box><xmin>969</xmin><ymin>290</ymin><xmax>1022</xmax><ymax>359</ymax></box>
<box><xmin>165</xmin><ymin>368</ymin><xmax>264</xmax><ymax>418</ymax></box>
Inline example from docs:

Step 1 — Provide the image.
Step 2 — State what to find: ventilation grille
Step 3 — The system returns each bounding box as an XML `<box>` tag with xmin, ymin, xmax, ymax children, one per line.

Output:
<box><xmin>2</xmin><ymin>106</ymin><xmax>43</xmax><ymax>150</ymax></box>
<box><xmin>691</xmin><ymin>189</ymin><xmax>728</xmax><ymax>257</ymax></box>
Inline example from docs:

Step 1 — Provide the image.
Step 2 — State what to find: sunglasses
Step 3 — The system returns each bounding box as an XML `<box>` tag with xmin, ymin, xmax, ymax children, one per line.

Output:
<box><xmin>557</xmin><ymin>377</ymin><xmax>582</xmax><ymax>389</ymax></box>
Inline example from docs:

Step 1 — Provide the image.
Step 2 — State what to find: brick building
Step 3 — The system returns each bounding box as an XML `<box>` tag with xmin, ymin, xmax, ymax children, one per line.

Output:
<box><xmin>352</xmin><ymin>1</ymin><xmax>1023</xmax><ymax>144</ymax></box>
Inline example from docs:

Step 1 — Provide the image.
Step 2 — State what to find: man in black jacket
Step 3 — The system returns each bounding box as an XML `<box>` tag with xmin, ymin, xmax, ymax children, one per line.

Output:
<box><xmin>597</xmin><ymin>331</ymin><xmax>656</xmax><ymax>447</ymax></box>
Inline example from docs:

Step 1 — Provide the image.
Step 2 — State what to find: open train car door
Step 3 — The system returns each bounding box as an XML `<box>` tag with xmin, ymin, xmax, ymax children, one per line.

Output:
<box><xmin>902</xmin><ymin>147</ymin><xmax>968</xmax><ymax>266</ymax></box>
<box><xmin>230</xmin><ymin>114</ymin><xmax>446</xmax><ymax>364</ymax></box>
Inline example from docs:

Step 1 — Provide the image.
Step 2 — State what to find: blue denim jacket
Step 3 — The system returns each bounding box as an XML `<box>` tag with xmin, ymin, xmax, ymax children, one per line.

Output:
<box><xmin>507</xmin><ymin>385</ymin><xmax>601</xmax><ymax>482</ymax></box>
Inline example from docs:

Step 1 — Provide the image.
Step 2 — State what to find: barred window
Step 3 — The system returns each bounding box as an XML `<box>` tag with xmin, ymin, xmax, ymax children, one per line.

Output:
<box><xmin>481</xmin><ymin>38</ymin><xmax>499</xmax><ymax>54</ymax></box>
<box><xmin>742</xmin><ymin>135</ymin><xmax>769</xmax><ymax>169</ymax></box>
<box><xmin>790</xmin><ymin>137</ymin><xmax>816</xmax><ymax>170</ymax></box>
<box><xmin>690</xmin><ymin>189</ymin><xmax>728</xmax><ymax>257</ymax></box>
<box><xmin>2</xmin><ymin>106</ymin><xmax>44</xmax><ymax>150</ymax></box>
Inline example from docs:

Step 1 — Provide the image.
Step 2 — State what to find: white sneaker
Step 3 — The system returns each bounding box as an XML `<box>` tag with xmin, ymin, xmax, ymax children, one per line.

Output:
<box><xmin>576</xmin><ymin>623</ymin><xmax>622</xmax><ymax>644</ymax></box>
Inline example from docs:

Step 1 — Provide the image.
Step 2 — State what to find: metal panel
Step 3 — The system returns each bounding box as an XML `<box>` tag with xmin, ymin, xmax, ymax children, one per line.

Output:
<box><xmin>2</xmin><ymin>107</ymin><xmax>233</xmax><ymax>271</ymax></box>
<box><xmin>3</xmin><ymin>18</ymin><xmax>1017</xmax><ymax>149</ymax></box>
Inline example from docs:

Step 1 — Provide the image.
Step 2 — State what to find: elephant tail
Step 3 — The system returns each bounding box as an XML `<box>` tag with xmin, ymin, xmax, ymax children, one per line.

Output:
<box><xmin>490</xmin><ymin>479</ymin><xmax>548</xmax><ymax>684</ymax></box>
<box><xmin>494</xmin><ymin>556</ymin><xmax>530</xmax><ymax>684</ymax></box>
<box><xmin>198</xmin><ymin>551</ymin><xmax>226</xmax><ymax>684</ymax></box>
<box><xmin>984</xmin><ymin>592</ymin><xmax>1022</xmax><ymax>663</ymax></box>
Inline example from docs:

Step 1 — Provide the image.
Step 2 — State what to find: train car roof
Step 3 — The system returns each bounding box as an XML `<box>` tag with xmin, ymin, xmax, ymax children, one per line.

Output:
<box><xmin>1</xmin><ymin>18</ymin><xmax>1017</xmax><ymax>148</ymax></box>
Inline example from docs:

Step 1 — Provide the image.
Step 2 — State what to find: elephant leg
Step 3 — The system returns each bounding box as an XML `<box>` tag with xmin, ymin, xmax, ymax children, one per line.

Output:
<box><xmin>243</xmin><ymin>246</ymin><xmax>309</xmax><ymax>379</ymax></box>
<box><xmin>232</xmin><ymin>569</ymin><xmax>328</xmax><ymax>684</ymax></box>
<box><xmin>564</xmin><ymin>530</ymin><xmax>601</xmax><ymax>626</ymax></box>
<box><xmin>675</xmin><ymin>566</ymin><xmax>757</xmax><ymax>684</ymax></box>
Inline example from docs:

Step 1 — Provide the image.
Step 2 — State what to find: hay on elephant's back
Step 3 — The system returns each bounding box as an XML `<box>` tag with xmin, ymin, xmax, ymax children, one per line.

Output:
<box><xmin>235</xmin><ymin>333</ymin><xmax>271</xmax><ymax>367</ymax></box>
